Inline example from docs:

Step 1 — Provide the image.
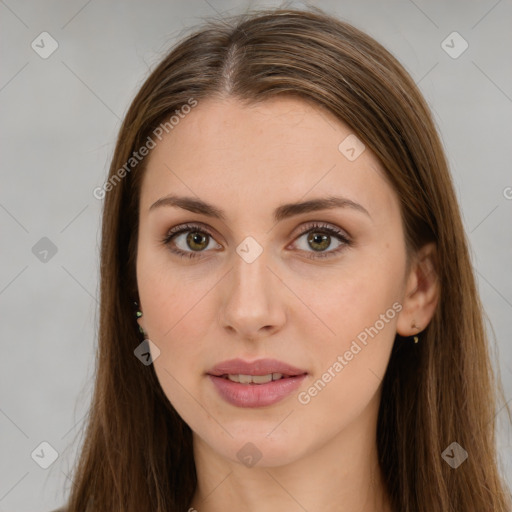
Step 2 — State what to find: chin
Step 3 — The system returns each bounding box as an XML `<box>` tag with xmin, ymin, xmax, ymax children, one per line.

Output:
<box><xmin>198</xmin><ymin>425</ymin><xmax>310</xmax><ymax>469</ymax></box>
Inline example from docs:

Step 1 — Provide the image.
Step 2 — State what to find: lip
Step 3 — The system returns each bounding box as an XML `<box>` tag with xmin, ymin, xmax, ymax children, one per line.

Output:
<box><xmin>207</xmin><ymin>358</ymin><xmax>308</xmax><ymax>408</ymax></box>
<box><xmin>207</xmin><ymin>358</ymin><xmax>308</xmax><ymax>377</ymax></box>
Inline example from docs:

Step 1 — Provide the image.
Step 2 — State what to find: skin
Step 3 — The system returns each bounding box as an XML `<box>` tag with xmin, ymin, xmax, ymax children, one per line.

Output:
<box><xmin>136</xmin><ymin>96</ymin><xmax>439</xmax><ymax>512</ymax></box>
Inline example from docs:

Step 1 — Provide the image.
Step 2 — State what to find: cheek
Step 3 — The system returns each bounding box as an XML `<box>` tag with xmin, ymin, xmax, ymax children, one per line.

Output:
<box><xmin>300</xmin><ymin>281</ymin><xmax>397</xmax><ymax>379</ymax></box>
<box><xmin>139</xmin><ymin>273</ymin><xmax>214</xmax><ymax>427</ymax></box>
<box><xmin>136</xmin><ymin>247</ymin><xmax>222</xmax><ymax>405</ymax></box>
<box><xmin>294</xmin><ymin>296</ymin><xmax>396</xmax><ymax>436</ymax></box>
<box><xmin>136</xmin><ymin>238</ymin><xmax>218</xmax><ymax>339</ymax></box>
<box><xmin>294</xmin><ymin>248</ymin><xmax>403</xmax><ymax>404</ymax></box>
<box><xmin>295</xmin><ymin>248</ymin><xmax>404</xmax><ymax>348</ymax></box>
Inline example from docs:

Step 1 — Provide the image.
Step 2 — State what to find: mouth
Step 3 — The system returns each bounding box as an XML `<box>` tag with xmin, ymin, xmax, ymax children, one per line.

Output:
<box><xmin>207</xmin><ymin>358</ymin><xmax>308</xmax><ymax>408</ymax></box>
<box><xmin>207</xmin><ymin>357</ymin><xmax>307</xmax><ymax>378</ymax></box>
<box><xmin>215</xmin><ymin>373</ymin><xmax>300</xmax><ymax>384</ymax></box>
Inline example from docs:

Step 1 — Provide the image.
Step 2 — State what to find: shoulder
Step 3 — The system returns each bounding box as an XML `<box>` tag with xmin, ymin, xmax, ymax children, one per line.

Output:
<box><xmin>49</xmin><ymin>507</ymin><xmax>67</xmax><ymax>512</ymax></box>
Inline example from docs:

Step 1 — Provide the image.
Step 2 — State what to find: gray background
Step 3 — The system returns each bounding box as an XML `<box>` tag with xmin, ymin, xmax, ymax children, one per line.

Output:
<box><xmin>1</xmin><ymin>0</ymin><xmax>511</xmax><ymax>510</ymax></box>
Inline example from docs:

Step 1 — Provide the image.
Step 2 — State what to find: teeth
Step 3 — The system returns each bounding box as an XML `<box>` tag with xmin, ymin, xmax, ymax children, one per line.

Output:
<box><xmin>226</xmin><ymin>373</ymin><xmax>284</xmax><ymax>384</ymax></box>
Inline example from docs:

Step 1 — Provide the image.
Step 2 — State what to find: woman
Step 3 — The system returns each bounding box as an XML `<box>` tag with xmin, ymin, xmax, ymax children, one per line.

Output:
<box><xmin>56</xmin><ymin>6</ymin><xmax>511</xmax><ymax>512</ymax></box>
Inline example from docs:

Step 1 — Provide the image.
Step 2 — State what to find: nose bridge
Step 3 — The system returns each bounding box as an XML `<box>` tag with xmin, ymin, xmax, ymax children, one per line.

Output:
<box><xmin>221</xmin><ymin>238</ymin><xmax>285</xmax><ymax>336</ymax></box>
<box><xmin>230</xmin><ymin>243</ymin><xmax>273</xmax><ymax>306</ymax></box>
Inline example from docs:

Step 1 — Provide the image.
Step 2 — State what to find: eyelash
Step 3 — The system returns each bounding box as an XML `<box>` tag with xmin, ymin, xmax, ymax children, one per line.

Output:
<box><xmin>160</xmin><ymin>222</ymin><xmax>352</xmax><ymax>260</ymax></box>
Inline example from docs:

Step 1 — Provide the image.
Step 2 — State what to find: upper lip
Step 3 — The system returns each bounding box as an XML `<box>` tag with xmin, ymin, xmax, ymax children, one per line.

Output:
<box><xmin>207</xmin><ymin>358</ymin><xmax>308</xmax><ymax>377</ymax></box>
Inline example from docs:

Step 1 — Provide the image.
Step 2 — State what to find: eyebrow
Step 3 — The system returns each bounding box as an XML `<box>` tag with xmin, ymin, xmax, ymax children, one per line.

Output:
<box><xmin>149</xmin><ymin>194</ymin><xmax>371</xmax><ymax>222</ymax></box>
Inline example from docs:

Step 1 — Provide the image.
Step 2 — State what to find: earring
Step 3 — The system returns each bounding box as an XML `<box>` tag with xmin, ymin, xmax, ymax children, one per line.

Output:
<box><xmin>133</xmin><ymin>301</ymin><xmax>145</xmax><ymax>335</ymax></box>
<box><xmin>411</xmin><ymin>321</ymin><xmax>420</xmax><ymax>343</ymax></box>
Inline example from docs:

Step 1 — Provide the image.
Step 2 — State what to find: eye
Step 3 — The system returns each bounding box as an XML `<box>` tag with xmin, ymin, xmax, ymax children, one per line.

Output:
<box><xmin>160</xmin><ymin>223</ymin><xmax>221</xmax><ymax>259</ymax></box>
<box><xmin>291</xmin><ymin>222</ymin><xmax>351</xmax><ymax>259</ymax></box>
<box><xmin>161</xmin><ymin>222</ymin><xmax>351</xmax><ymax>260</ymax></box>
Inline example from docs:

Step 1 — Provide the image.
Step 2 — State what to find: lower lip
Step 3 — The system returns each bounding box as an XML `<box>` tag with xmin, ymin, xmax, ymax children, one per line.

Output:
<box><xmin>208</xmin><ymin>374</ymin><xmax>308</xmax><ymax>408</ymax></box>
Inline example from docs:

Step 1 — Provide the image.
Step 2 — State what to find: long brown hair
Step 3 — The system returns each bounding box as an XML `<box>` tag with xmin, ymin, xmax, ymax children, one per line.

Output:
<box><xmin>65</xmin><ymin>7</ymin><xmax>511</xmax><ymax>511</ymax></box>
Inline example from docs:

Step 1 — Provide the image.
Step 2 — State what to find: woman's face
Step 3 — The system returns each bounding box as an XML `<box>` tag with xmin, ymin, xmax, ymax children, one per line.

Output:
<box><xmin>136</xmin><ymin>96</ymin><xmax>411</xmax><ymax>467</ymax></box>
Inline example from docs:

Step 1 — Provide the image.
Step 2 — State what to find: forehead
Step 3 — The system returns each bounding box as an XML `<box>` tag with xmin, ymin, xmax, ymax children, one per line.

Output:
<box><xmin>139</xmin><ymin>96</ymin><xmax>398</xmax><ymax>223</ymax></box>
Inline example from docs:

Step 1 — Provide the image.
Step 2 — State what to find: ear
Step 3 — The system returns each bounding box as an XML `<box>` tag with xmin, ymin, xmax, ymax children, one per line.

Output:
<box><xmin>396</xmin><ymin>242</ymin><xmax>440</xmax><ymax>337</ymax></box>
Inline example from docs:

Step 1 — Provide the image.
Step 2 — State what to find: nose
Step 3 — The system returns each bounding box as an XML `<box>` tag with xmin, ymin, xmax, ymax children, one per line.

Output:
<box><xmin>220</xmin><ymin>248</ymin><xmax>286</xmax><ymax>341</ymax></box>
